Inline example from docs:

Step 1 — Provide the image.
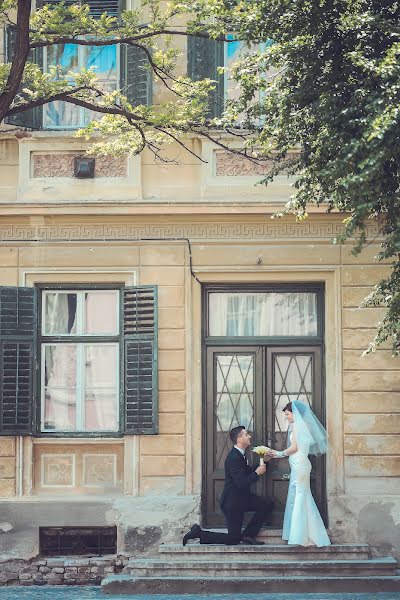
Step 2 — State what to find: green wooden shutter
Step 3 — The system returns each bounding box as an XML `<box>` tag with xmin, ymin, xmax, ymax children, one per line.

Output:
<box><xmin>187</xmin><ymin>35</ymin><xmax>225</xmax><ymax>118</ymax></box>
<box><xmin>0</xmin><ymin>287</ymin><xmax>37</xmax><ymax>436</ymax></box>
<box><xmin>123</xmin><ymin>286</ymin><xmax>158</xmax><ymax>434</ymax></box>
<box><xmin>121</xmin><ymin>44</ymin><xmax>153</xmax><ymax>107</ymax></box>
<box><xmin>40</xmin><ymin>0</ymin><xmax>121</xmax><ymax>18</ymax></box>
<box><xmin>5</xmin><ymin>26</ymin><xmax>43</xmax><ymax>129</ymax></box>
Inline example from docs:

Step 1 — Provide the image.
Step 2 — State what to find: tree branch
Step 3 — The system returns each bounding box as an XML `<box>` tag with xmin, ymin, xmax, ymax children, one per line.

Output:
<box><xmin>30</xmin><ymin>29</ymin><xmax>232</xmax><ymax>49</ymax></box>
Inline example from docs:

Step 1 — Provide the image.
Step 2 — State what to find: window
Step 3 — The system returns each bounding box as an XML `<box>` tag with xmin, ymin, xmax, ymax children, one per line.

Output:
<box><xmin>188</xmin><ymin>34</ymin><xmax>272</xmax><ymax>121</ymax></box>
<box><xmin>0</xmin><ymin>285</ymin><xmax>158</xmax><ymax>437</ymax></box>
<box><xmin>41</xmin><ymin>290</ymin><xmax>120</xmax><ymax>432</ymax></box>
<box><xmin>6</xmin><ymin>0</ymin><xmax>153</xmax><ymax>129</ymax></box>
<box><xmin>43</xmin><ymin>44</ymin><xmax>119</xmax><ymax>129</ymax></box>
<box><xmin>207</xmin><ymin>288</ymin><xmax>321</xmax><ymax>337</ymax></box>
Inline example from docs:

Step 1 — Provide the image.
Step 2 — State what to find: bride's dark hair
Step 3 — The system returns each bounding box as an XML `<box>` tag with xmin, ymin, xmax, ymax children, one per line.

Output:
<box><xmin>283</xmin><ymin>401</ymin><xmax>308</xmax><ymax>416</ymax></box>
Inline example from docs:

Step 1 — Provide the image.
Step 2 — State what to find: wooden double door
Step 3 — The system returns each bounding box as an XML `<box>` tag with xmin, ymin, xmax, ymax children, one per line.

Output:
<box><xmin>203</xmin><ymin>345</ymin><xmax>326</xmax><ymax>528</ymax></box>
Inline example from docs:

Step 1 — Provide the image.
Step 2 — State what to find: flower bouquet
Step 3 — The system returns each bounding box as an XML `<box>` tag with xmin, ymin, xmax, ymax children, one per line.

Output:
<box><xmin>252</xmin><ymin>445</ymin><xmax>272</xmax><ymax>465</ymax></box>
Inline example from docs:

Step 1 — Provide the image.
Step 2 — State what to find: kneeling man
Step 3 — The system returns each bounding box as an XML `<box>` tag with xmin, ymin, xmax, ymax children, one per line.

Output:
<box><xmin>183</xmin><ymin>425</ymin><xmax>274</xmax><ymax>546</ymax></box>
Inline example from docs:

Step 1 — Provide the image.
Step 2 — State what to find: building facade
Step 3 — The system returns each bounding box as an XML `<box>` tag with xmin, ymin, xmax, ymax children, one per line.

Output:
<box><xmin>0</xmin><ymin>0</ymin><xmax>400</xmax><ymax>564</ymax></box>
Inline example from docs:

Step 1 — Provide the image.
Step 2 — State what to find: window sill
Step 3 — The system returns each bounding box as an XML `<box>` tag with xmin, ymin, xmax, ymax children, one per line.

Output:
<box><xmin>33</xmin><ymin>434</ymin><xmax>124</xmax><ymax>442</ymax></box>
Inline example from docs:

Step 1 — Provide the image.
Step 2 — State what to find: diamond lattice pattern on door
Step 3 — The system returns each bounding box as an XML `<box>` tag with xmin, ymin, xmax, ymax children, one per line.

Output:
<box><xmin>215</xmin><ymin>354</ymin><xmax>254</xmax><ymax>469</ymax></box>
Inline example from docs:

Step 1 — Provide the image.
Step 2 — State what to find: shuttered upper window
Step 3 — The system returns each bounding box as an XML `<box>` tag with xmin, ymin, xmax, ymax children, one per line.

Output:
<box><xmin>187</xmin><ymin>35</ymin><xmax>272</xmax><ymax>121</ymax></box>
<box><xmin>0</xmin><ymin>285</ymin><xmax>158</xmax><ymax>437</ymax></box>
<box><xmin>6</xmin><ymin>1</ymin><xmax>153</xmax><ymax>129</ymax></box>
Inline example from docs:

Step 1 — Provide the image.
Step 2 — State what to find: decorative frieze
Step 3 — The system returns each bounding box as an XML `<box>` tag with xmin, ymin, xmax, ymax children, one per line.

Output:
<box><xmin>215</xmin><ymin>151</ymin><xmax>274</xmax><ymax>176</ymax></box>
<box><xmin>0</xmin><ymin>221</ymin><xmax>380</xmax><ymax>242</ymax></box>
<box><xmin>32</xmin><ymin>153</ymin><xmax>127</xmax><ymax>178</ymax></box>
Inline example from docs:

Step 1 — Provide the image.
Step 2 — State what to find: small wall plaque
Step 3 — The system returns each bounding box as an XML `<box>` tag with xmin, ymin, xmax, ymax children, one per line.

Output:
<box><xmin>74</xmin><ymin>156</ymin><xmax>95</xmax><ymax>178</ymax></box>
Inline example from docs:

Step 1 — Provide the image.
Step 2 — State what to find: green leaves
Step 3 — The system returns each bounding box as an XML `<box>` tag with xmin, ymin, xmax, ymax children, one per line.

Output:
<box><xmin>208</xmin><ymin>0</ymin><xmax>400</xmax><ymax>354</ymax></box>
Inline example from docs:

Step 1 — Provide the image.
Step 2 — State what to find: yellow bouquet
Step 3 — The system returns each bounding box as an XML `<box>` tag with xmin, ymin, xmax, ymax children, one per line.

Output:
<box><xmin>252</xmin><ymin>445</ymin><xmax>272</xmax><ymax>465</ymax></box>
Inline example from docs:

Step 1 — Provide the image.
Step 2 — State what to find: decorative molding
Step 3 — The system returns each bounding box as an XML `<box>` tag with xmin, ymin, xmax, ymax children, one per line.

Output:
<box><xmin>83</xmin><ymin>454</ymin><xmax>117</xmax><ymax>487</ymax></box>
<box><xmin>41</xmin><ymin>454</ymin><xmax>75</xmax><ymax>487</ymax></box>
<box><xmin>0</xmin><ymin>222</ymin><xmax>380</xmax><ymax>242</ymax></box>
<box><xmin>215</xmin><ymin>151</ymin><xmax>274</xmax><ymax>177</ymax></box>
<box><xmin>32</xmin><ymin>153</ymin><xmax>127</xmax><ymax>178</ymax></box>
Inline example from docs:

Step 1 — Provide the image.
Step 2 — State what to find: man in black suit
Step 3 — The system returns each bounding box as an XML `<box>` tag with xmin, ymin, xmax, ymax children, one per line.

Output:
<box><xmin>182</xmin><ymin>425</ymin><xmax>274</xmax><ymax>546</ymax></box>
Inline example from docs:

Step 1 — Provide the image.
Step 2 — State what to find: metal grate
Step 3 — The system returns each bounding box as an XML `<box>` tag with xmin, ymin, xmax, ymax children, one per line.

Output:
<box><xmin>39</xmin><ymin>526</ymin><xmax>117</xmax><ymax>556</ymax></box>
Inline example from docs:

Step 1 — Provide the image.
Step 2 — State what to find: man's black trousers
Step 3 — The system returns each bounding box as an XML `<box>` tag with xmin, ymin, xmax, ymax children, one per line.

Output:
<box><xmin>198</xmin><ymin>495</ymin><xmax>274</xmax><ymax>545</ymax></box>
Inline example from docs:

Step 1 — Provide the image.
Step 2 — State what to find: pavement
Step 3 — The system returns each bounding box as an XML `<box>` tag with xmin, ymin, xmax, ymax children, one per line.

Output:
<box><xmin>0</xmin><ymin>589</ymin><xmax>399</xmax><ymax>600</ymax></box>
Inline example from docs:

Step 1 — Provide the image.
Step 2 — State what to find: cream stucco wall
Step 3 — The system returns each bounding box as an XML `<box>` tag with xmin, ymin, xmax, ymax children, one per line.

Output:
<box><xmin>0</xmin><ymin>130</ymin><xmax>399</xmax><ymax>560</ymax></box>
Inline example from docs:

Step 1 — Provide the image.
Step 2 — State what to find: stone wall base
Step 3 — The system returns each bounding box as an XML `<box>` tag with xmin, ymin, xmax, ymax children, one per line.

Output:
<box><xmin>0</xmin><ymin>556</ymin><xmax>127</xmax><ymax>587</ymax></box>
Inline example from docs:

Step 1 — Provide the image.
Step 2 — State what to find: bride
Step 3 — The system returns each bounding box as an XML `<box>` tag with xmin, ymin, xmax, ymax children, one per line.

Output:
<box><xmin>268</xmin><ymin>400</ymin><xmax>331</xmax><ymax>547</ymax></box>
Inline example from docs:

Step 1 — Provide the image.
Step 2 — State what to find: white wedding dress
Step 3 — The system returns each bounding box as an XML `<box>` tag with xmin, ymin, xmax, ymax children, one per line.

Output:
<box><xmin>282</xmin><ymin>432</ymin><xmax>330</xmax><ymax>547</ymax></box>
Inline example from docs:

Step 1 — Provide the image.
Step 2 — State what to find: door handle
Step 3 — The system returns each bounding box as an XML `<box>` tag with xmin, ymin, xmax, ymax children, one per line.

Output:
<box><xmin>282</xmin><ymin>473</ymin><xmax>290</xmax><ymax>481</ymax></box>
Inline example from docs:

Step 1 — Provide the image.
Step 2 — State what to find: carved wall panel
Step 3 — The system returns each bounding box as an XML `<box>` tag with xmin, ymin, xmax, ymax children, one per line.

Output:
<box><xmin>83</xmin><ymin>454</ymin><xmax>117</xmax><ymax>487</ymax></box>
<box><xmin>215</xmin><ymin>151</ymin><xmax>274</xmax><ymax>176</ymax></box>
<box><xmin>33</xmin><ymin>443</ymin><xmax>123</xmax><ymax>494</ymax></box>
<box><xmin>41</xmin><ymin>455</ymin><xmax>75</xmax><ymax>487</ymax></box>
<box><xmin>32</xmin><ymin>154</ymin><xmax>127</xmax><ymax>178</ymax></box>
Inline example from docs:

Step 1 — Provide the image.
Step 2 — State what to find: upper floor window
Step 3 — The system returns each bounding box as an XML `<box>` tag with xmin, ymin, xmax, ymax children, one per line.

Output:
<box><xmin>6</xmin><ymin>0</ymin><xmax>153</xmax><ymax>130</ymax></box>
<box><xmin>187</xmin><ymin>34</ymin><xmax>271</xmax><ymax>120</ymax></box>
<box><xmin>44</xmin><ymin>44</ymin><xmax>119</xmax><ymax>129</ymax></box>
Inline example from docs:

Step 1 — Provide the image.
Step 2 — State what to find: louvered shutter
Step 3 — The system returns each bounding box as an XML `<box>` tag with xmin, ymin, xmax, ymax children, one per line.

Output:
<box><xmin>40</xmin><ymin>0</ymin><xmax>120</xmax><ymax>18</ymax></box>
<box><xmin>5</xmin><ymin>26</ymin><xmax>43</xmax><ymax>128</ymax></box>
<box><xmin>0</xmin><ymin>287</ymin><xmax>37</xmax><ymax>436</ymax></box>
<box><xmin>187</xmin><ymin>35</ymin><xmax>225</xmax><ymax>118</ymax></box>
<box><xmin>123</xmin><ymin>286</ymin><xmax>158</xmax><ymax>434</ymax></box>
<box><xmin>121</xmin><ymin>44</ymin><xmax>153</xmax><ymax>107</ymax></box>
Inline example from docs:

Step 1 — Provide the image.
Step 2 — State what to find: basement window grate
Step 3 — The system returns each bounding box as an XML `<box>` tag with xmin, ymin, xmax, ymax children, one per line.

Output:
<box><xmin>39</xmin><ymin>526</ymin><xmax>117</xmax><ymax>556</ymax></box>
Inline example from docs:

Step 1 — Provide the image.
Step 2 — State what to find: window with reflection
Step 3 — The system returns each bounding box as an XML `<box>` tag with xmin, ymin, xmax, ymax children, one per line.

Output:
<box><xmin>43</xmin><ymin>43</ymin><xmax>118</xmax><ymax>129</ymax></box>
<box><xmin>41</xmin><ymin>290</ymin><xmax>120</xmax><ymax>432</ymax></box>
<box><xmin>209</xmin><ymin>292</ymin><xmax>318</xmax><ymax>337</ymax></box>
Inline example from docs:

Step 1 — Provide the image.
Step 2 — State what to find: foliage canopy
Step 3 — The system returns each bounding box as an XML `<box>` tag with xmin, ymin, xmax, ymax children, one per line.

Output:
<box><xmin>0</xmin><ymin>0</ymin><xmax>399</xmax><ymax>354</ymax></box>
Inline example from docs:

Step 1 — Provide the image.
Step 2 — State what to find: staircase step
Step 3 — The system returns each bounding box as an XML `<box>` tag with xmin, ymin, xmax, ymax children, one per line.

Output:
<box><xmin>159</xmin><ymin>542</ymin><xmax>370</xmax><ymax>561</ymax></box>
<box><xmin>209</xmin><ymin>528</ymin><xmax>285</xmax><ymax>544</ymax></box>
<box><xmin>125</xmin><ymin>557</ymin><xmax>397</xmax><ymax>578</ymax></box>
<box><xmin>102</xmin><ymin>574</ymin><xmax>400</xmax><ymax>595</ymax></box>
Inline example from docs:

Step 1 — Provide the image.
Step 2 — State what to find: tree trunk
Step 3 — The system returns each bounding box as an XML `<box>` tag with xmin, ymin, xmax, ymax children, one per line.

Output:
<box><xmin>0</xmin><ymin>0</ymin><xmax>32</xmax><ymax>123</ymax></box>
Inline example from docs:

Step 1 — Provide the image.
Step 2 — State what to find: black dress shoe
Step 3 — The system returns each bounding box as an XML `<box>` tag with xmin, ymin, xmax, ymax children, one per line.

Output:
<box><xmin>241</xmin><ymin>536</ymin><xmax>265</xmax><ymax>545</ymax></box>
<box><xmin>182</xmin><ymin>523</ymin><xmax>201</xmax><ymax>546</ymax></box>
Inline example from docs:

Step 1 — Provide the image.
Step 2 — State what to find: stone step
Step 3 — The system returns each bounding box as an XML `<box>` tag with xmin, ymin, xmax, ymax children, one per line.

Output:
<box><xmin>125</xmin><ymin>557</ymin><xmax>397</xmax><ymax>578</ymax></box>
<box><xmin>102</xmin><ymin>574</ymin><xmax>400</xmax><ymax>595</ymax></box>
<box><xmin>207</xmin><ymin>528</ymin><xmax>285</xmax><ymax>544</ymax></box>
<box><xmin>159</xmin><ymin>542</ymin><xmax>370</xmax><ymax>561</ymax></box>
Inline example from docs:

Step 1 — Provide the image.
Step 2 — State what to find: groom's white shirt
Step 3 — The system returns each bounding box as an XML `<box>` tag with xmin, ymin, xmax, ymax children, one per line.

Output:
<box><xmin>234</xmin><ymin>446</ymin><xmax>245</xmax><ymax>456</ymax></box>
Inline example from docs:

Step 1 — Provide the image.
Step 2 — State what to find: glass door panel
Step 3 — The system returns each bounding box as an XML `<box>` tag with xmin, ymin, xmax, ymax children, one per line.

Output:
<box><xmin>265</xmin><ymin>347</ymin><xmax>325</xmax><ymax>526</ymax></box>
<box><xmin>205</xmin><ymin>347</ymin><xmax>262</xmax><ymax>527</ymax></box>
